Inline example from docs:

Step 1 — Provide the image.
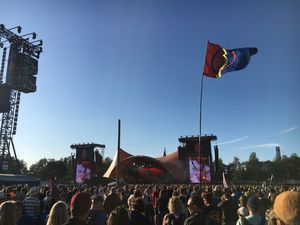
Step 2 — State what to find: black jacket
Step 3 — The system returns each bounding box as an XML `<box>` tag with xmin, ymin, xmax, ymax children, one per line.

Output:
<box><xmin>184</xmin><ymin>212</ymin><xmax>206</xmax><ymax>225</ymax></box>
<box><xmin>64</xmin><ymin>217</ymin><xmax>87</xmax><ymax>225</ymax></box>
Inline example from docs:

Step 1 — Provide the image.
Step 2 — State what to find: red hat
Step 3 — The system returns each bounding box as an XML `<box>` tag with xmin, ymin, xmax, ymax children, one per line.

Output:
<box><xmin>70</xmin><ymin>192</ymin><xmax>91</xmax><ymax>215</ymax></box>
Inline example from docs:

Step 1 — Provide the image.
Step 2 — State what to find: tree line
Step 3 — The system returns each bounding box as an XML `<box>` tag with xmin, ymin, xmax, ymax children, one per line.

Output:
<box><xmin>214</xmin><ymin>152</ymin><xmax>300</xmax><ymax>183</ymax></box>
<box><xmin>7</xmin><ymin>152</ymin><xmax>300</xmax><ymax>183</ymax></box>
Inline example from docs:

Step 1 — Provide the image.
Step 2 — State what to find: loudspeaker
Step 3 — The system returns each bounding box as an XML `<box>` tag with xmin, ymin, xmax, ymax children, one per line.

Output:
<box><xmin>201</xmin><ymin>140</ymin><xmax>212</xmax><ymax>158</ymax></box>
<box><xmin>178</xmin><ymin>146</ymin><xmax>186</xmax><ymax>161</ymax></box>
<box><xmin>95</xmin><ymin>151</ymin><xmax>102</xmax><ymax>165</ymax></box>
<box><xmin>214</xmin><ymin>145</ymin><xmax>219</xmax><ymax>172</ymax></box>
<box><xmin>6</xmin><ymin>44</ymin><xmax>38</xmax><ymax>93</ymax></box>
<box><xmin>0</xmin><ymin>84</ymin><xmax>11</xmax><ymax>112</ymax></box>
<box><xmin>76</xmin><ymin>148</ymin><xmax>94</xmax><ymax>162</ymax></box>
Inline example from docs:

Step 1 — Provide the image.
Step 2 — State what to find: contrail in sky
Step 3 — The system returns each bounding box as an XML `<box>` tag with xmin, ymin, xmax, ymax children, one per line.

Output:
<box><xmin>218</xmin><ymin>136</ymin><xmax>248</xmax><ymax>145</ymax></box>
<box><xmin>277</xmin><ymin>126</ymin><xmax>297</xmax><ymax>135</ymax></box>
<box><xmin>237</xmin><ymin>143</ymin><xmax>279</xmax><ymax>150</ymax></box>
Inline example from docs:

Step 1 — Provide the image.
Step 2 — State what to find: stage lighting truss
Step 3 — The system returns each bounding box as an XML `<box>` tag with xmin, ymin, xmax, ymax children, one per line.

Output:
<box><xmin>0</xmin><ymin>24</ymin><xmax>42</xmax><ymax>59</ymax></box>
<box><xmin>0</xmin><ymin>24</ymin><xmax>43</xmax><ymax>173</ymax></box>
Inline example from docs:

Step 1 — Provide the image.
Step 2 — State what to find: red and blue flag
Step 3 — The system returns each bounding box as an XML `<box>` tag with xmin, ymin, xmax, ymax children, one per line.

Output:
<box><xmin>203</xmin><ymin>41</ymin><xmax>257</xmax><ymax>78</ymax></box>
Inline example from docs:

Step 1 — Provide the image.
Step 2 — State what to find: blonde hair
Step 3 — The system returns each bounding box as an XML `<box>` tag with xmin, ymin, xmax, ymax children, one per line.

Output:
<box><xmin>168</xmin><ymin>196</ymin><xmax>184</xmax><ymax>215</ymax></box>
<box><xmin>46</xmin><ymin>201</ymin><xmax>69</xmax><ymax>225</ymax></box>
<box><xmin>0</xmin><ymin>200</ymin><xmax>17</xmax><ymax>225</ymax></box>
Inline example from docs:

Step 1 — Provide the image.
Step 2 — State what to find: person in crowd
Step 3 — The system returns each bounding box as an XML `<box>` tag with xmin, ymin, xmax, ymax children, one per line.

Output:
<box><xmin>5</xmin><ymin>186</ymin><xmax>16</xmax><ymax>200</ymax></box>
<box><xmin>129</xmin><ymin>197</ymin><xmax>151</xmax><ymax>225</ymax></box>
<box><xmin>162</xmin><ymin>196</ymin><xmax>186</xmax><ymax>225</ymax></box>
<box><xmin>218</xmin><ymin>192</ymin><xmax>238</xmax><ymax>225</ymax></box>
<box><xmin>15</xmin><ymin>200</ymin><xmax>35</xmax><ymax>225</ymax></box>
<box><xmin>23</xmin><ymin>186</ymin><xmax>41</xmax><ymax>224</ymax></box>
<box><xmin>236</xmin><ymin>197</ymin><xmax>266</xmax><ymax>225</ymax></box>
<box><xmin>202</xmin><ymin>192</ymin><xmax>222</xmax><ymax>225</ymax></box>
<box><xmin>179</xmin><ymin>188</ymin><xmax>188</xmax><ymax>207</ymax></box>
<box><xmin>107</xmin><ymin>206</ymin><xmax>131</xmax><ymax>225</ymax></box>
<box><xmin>0</xmin><ymin>200</ymin><xmax>17</xmax><ymax>225</ymax></box>
<box><xmin>87</xmin><ymin>195</ymin><xmax>107</xmax><ymax>225</ymax></box>
<box><xmin>46</xmin><ymin>201</ymin><xmax>69</xmax><ymax>225</ymax></box>
<box><xmin>152</xmin><ymin>186</ymin><xmax>160</xmax><ymax>215</ymax></box>
<box><xmin>0</xmin><ymin>191</ymin><xmax>6</xmax><ymax>205</ymax></box>
<box><xmin>184</xmin><ymin>196</ymin><xmax>205</xmax><ymax>225</ymax></box>
<box><xmin>155</xmin><ymin>189</ymin><xmax>169</xmax><ymax>225</ymax></box>
<box><xmin>43</xmin><ymin>191</ymin><xmax>51</xmax><ymax>211</ymax></box>
<box><xmin>64</xmin><ymin>192</ymin><xmax>91</xmax><ymax>225</ymax></box>
<box><xmin>103</xmin><ymin>187</ymin><xmax>121</xmax><ymax>216</ymax></box>
<box><xmin>15</xmin><ymin>187</ymin><xmax>26</xmax><ymax>201</ymax></box>
<box><xmin>268</xmin><ymin>191</ymin><xmax>300</xmax><ymax>225</ymax></box>
<box><xmin>143</xmin><ymin>187</ymin><xmax>154</xmax><ymax>224</ymax></box>
<box><xmin>256</xmin><ymin>192</ymin><xmax>271</xmax><ymax>218</ymax></box>
<box><xmin>237</xmin><ymin>195</ymin><xmax>249</xmax><ymax>218</ymax></box>
<box><xmin>127</xmin><ymin>188</ymin><xmax>141</xmax><ymax>211</ymax></box>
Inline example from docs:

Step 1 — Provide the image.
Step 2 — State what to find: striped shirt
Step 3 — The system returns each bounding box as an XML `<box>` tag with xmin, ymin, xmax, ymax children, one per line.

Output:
<box><xmin>24</xmin><ymin>196</ymin><xmax>40</xmax><ymax>219</ymax></box>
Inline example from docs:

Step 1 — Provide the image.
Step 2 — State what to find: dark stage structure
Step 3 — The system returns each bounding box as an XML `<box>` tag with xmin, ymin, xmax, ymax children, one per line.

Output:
<box><xmin>70</xmin><ymin>143</ymin><xmax>105</xmax><ymax>184</ymax></box>
<box><xmin>0</xmin><ymin>24</ymin><xmax>43</xmax><ymax>173</ymax></box>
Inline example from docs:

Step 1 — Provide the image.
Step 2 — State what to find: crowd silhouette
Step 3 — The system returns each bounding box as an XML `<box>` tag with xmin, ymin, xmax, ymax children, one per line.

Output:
<box><xmin>0</xmin><ymin>183</ymin><xmax>299</xmax><ymax>225</ymax></box>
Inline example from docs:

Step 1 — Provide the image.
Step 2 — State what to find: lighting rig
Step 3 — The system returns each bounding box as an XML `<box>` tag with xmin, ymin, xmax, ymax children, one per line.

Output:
<box><xmin>0</xmin><ymin>24</ymin><xmax>43</xmax><ymax>173</ymax></box>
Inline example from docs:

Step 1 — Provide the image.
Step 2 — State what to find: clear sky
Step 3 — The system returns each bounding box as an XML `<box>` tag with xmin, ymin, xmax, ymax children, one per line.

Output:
<box><xmin>1</xmin><ymin>0</ymin><xmax>299</xmax><ymax>167</ymax></box>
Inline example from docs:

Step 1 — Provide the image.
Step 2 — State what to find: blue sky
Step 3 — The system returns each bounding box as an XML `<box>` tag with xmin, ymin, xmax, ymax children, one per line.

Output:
<box><xmin>1</xmin><ymin>0</ymin><xmax>299</xmax><ymax>167</ymax></box>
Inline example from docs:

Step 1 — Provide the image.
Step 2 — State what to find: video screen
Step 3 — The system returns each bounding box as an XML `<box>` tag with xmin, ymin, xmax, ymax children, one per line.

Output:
<box><xmin>75</xmin><ymin>161</ymin><xmax>91</xmax><ymax>183</ymax></box>
<box><xmin>188</xmin><ymin>156</ymin><xmax>211</xmax><ymax>183</ymax></box>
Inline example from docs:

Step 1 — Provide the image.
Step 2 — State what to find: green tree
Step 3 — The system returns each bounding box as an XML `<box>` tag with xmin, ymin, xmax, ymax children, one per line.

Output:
<box><xmin>6</xmin><ymin>157</ymin><xmax>29</xmax><ymax>174</ymax></box>
<box><xmin>43</xmin><ymin>161</ymin><xmax>68</xmax><ymax>180</ymax></box>
<box><xmin>244</xmin><ymin>152</ymin><xmax>261</xmax><ymax>181</ymax></box>
<box><xmin>61</xmin><ymin>156</ymin><xmax>75</xmax><ymax>182</ymax></box>
<box><xmin>29</xmin><ymin>158</ymin><xmax>68</xmax><ymax>180</ymax></box>
<box><xmin>286</xmin><ymin>153</ymin><xmax>300</xmax><ymax>179</ymax></box>
<box><xmin>29</xmin><ymin>158</ymin><xmax>50</xmax><ymax>178</ymax></box>
<box><xmin>227</xmin><ymin>157</ymin><xmax>242</xmax><ymax>181</ymax></box>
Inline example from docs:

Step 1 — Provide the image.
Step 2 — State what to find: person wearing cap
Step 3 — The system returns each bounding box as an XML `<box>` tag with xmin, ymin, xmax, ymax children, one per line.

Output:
<box><xmin>268</xmin><ymin>191</ymin><xmax>300</xmax><ymax>225</ymax></box>
<box><xmin>236</xmin><ymin>196</ymin><xmax>267</xmax><ymax>225</ymax></box>
<box><xmin>64</xmin><ymin>192</ymin><xmax>92</xmax><ymax>225</ymax></box>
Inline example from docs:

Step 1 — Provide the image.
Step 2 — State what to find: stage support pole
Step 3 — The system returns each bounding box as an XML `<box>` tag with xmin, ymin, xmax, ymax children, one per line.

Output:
<box><xmin>116</xmin><ymin>119</ymin><xmax>121</xmax><ymax>185</ymax></box>
<box><xmin>199</xmin><ymin>73</ymin><xmax>204</xmax><ymax>186</ymax></box>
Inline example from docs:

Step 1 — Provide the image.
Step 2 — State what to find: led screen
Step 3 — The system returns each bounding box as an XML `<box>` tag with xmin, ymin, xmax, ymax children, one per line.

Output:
<box><xmin>188</xmin><ymin>156</ymin><xmax>211</xmax><ymax>183</ymax></box>
<box><xmin>75</xmin><ymin>161</ymin><xmax>91</xmax><ymax>183</ymax></box>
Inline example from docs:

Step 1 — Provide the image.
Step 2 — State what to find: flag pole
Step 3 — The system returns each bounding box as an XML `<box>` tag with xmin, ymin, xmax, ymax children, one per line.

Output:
<box><xmin>116</xmin><ymin>119</ymin><xmax>121</xmax><ymax>186</ymax></box>
<box><xmin>199</xmin><ymin>73</ymin><xmax>204</xmax><ymax>186</ymax></box>
<box><xmin>199</xmin><ymin>41</ymin><xmax>208</xmax><ymax>186</ymax></box>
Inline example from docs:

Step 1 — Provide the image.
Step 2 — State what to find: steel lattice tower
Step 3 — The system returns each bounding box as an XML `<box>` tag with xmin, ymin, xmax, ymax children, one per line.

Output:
<box><xmin>0</xmin><ymin>24</ymin><xmax>42</xmax><ymax>173</ymax></box>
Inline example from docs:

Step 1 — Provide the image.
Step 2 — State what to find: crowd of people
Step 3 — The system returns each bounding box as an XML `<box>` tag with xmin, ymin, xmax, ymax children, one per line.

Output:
<box><xmin>0</xmin><ymin>183</ymin><xmax>299</xmax><ymax>225</ymax></box>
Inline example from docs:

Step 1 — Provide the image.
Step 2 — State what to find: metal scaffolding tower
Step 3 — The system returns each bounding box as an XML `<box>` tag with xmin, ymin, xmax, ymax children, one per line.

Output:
<box><xmin>0</xmin><ymin>24</ymin><xmax>43</xmax><ymax>173</ymax></box>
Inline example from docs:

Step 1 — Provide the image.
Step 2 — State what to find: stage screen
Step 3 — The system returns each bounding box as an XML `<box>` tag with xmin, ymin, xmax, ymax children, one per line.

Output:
<box><xmin>188</xmin><ymin>156</ymin><xmax>211</xmax><ymax>183</ymax></box>
<box><xmin>75</xmin><ymin>161</ymin><xmax>91</xmax><ymax>183</ymax></box>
